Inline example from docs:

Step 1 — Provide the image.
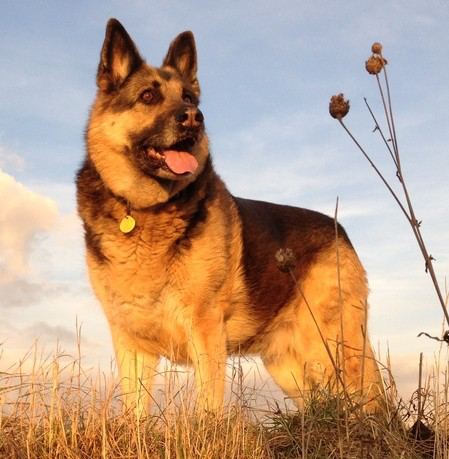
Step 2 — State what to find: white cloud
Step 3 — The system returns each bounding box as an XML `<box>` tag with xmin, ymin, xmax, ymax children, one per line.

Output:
<box><xmin>0</xmin><ymin>170</ymin><xmax>58</xmax><ymax>276</ymax></box>
<box><xmin>0</xmin><ymin>170</ymin><xmax>58</xmax><ymax>308</ymax></box>
<box><xmin>0</xmin><ymin>171</ymin><xmax>107</xmax><ymax>370</ymax></box>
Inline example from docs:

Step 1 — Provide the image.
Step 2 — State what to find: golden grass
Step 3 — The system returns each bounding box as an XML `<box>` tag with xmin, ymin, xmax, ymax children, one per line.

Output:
<box><xmin>1</xmin><ymin>340</ymin><xmax>448</xmax><ymax>458</ymax></box>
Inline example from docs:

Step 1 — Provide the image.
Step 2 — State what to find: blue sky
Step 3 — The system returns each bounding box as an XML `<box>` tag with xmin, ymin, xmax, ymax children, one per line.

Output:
<box><xmin>1</xmin><ymin>1</ymin><xmax>448</xmax><ymax>399</ymax></box>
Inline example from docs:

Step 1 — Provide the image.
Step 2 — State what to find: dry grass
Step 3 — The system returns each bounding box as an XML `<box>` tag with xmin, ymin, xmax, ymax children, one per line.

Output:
<box><xmin>1</xmin><ymin>340</ymin><xmax>448</xmax><ymax>458</ymax></box>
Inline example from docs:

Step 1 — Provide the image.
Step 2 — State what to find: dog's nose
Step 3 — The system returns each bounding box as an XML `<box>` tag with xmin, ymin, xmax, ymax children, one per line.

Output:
<box><xmin>176</xmin><ymin>107</ymin><xmax>204</xmax><ymax>129</ymax></box>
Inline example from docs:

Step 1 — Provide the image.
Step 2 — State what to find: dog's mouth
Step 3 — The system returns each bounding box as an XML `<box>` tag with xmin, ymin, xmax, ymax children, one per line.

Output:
<box><xmin>144</xmin><ymin>138</ymin><xmax>198</xmax><ymax>175</ymax></box>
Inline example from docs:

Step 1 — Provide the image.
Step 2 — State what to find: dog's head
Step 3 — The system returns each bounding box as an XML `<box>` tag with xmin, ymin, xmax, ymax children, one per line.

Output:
<box><xmin>86</xmin><ymin>19</ymin><xmax>209</xmax><ymax>207</ymax></box>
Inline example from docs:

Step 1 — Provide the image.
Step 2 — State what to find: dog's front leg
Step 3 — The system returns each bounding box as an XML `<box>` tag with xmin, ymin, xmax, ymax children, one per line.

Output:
<box><xmin>188</xmin><ymin>313</ymin><xmax>227</xmax><ymax>412</ymax></box>
<box><xmin>111</xmin><ymin>327</ymin><xmax>159</xmax><ymax>417</ymax></box>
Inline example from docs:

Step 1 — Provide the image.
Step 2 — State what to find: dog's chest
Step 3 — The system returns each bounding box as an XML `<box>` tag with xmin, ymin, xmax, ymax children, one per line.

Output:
<box><xmin>91</xmin><ymin>219</ymin><xmax>198</xmax><ymax>352</ymax></box>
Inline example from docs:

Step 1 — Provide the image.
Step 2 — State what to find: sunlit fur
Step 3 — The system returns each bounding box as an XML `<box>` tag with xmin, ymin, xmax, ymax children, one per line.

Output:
<box><xmin>77</xmin><ymin>19</ymin><xmax>384</xmax><ymax>415</ymax></box>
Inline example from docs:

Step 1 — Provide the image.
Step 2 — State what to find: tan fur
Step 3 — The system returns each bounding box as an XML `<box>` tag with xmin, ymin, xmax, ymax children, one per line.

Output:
<box><xmin>84</xmin><ymin>179</ymin><xmax>247</xmax><ymax>410</ymax></box>
<box><xmin>259</xmin><ymin>243</ymin><xmax>381</xmax><ymax>408</ymax></box>
<box><xmin>78</xmin><ymin>20</ymin><xmax>384</xmax><ymax>415</ymax></box>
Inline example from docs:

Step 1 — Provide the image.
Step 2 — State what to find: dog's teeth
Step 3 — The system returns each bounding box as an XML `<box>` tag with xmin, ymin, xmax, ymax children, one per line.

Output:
<box><xmin>147</xmin><ymin>148</ymin><xmax>164</xmax><ymax>160</ymax></box>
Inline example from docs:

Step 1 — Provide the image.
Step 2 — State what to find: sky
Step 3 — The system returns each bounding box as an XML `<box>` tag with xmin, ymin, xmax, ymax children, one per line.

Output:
<box><xmin>1</xmin><ymin>0</ymin><xmax>449</xmax><ymax>402</ymax></box>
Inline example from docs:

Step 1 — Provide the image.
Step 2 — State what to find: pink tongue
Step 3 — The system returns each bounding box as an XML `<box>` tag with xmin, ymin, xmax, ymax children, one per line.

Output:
<box><xmin>164</xmin><ymin>150</ymin><xmax>198</xmax><ymax>174</ymax></box>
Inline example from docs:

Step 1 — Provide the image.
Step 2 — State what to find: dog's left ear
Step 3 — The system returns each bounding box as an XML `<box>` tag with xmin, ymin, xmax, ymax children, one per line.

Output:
<box><xmin>163</xmin><ymin>31</ymin><xmax>200</xmax><ymax>96</ymax></box>
<box><xmin>97</xmin><ymin>19</ymin><xmax>143</xmax><ymax>92</ymax></box>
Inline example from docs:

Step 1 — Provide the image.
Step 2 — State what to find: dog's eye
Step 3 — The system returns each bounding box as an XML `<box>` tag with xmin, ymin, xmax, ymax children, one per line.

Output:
<box><xmin>140</xmin><ymin>90</ymin><xmax>155</xmax><ymax>104</ymax></box>
<box><xmin>183</xmin><ymin>94</ymin><xmax>193</xmax><ymax>104</ymax></box>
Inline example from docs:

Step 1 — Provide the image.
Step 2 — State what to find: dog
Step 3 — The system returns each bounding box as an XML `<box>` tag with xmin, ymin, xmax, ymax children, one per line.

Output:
<box><xmin>76</xmin><ymin>18</ymin><xmax>383</xmax><ymax>413</ymax></box>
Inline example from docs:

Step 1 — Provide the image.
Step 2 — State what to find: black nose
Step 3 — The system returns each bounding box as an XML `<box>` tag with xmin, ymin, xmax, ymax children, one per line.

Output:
<box><xmin>176</xmin><ymin>107</ymin><xmax>204</xmax><ymax>129</ymax></box>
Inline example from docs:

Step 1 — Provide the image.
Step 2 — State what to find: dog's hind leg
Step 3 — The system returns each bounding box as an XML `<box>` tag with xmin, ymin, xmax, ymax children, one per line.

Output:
<box><xmin>261</xmin><ymin>316</ymin><xmax>355</xmax><ymax>409</ymax></box>
<box><xmin>111</xmin><ymin>328</ymin><xmax>159</xmax><ymax>417</ymax></box>
<box><xmin>295</xmin><ymin>243</ymin><xmax>384</xmax><ymax>411</ymax></box>
<box><xmin>261</xmin><ymin>351</ymin><xmax>307</xmax><ymax>408</ymax></box>
<box><xmin>262</xmin><ymin>243</ymin><xmax>383</xmax><ymax>410</ymax></box>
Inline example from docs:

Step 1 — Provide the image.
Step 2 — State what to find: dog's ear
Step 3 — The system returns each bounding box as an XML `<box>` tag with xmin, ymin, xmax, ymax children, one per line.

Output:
<box><xmin>163</xmin><ymin>31</ymin><xmax>200</xmax><ymax>96</ymax></box>
<box><xmin>97</xmin><ymin>19</ymin><xmax>143</xmax><ymax>92</ymax></box>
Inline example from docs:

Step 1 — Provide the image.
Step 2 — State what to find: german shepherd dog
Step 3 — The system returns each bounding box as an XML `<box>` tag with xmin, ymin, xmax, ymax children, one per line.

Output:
<box><xmin>77</xmin><ymin>19</ymin><xmax>382</xmax><ymax>413</ymax></box>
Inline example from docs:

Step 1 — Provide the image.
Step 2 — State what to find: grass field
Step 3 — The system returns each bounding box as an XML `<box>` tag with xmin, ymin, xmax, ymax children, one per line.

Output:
<box><xmin>1</xmin><ymin>339</ymin><xmax>448</xmax><ymax>458</ymax></box>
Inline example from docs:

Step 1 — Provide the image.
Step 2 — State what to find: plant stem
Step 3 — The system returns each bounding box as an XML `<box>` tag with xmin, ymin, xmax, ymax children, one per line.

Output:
<box><xmin>337</xmin><ymin>106</ymin><xmax>449</xmax><ymax>328</ymax></box>
<box><xmin>380</xmin><ymin>63</ymin><xmax>449</xmax><ymax>328</ymax></box>
<box><xmin>364</xmin><ymin>98</ymin><xmax>397</xmax><ymax>169</ymax></box>
<box><xmin>338</xmin><ymin>118</ymin><xmax>410</xmax><ymax>221</ymax></box>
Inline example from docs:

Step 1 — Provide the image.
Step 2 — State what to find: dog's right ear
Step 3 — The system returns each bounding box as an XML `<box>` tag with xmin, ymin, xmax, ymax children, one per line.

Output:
<box><xmin>97</xmin><ymin>19</ymin><xmax>143</xmax><ymax>92</ymax></box>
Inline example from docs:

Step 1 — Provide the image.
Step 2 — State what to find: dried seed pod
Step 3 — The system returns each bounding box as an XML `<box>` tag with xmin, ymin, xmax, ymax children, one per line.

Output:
<box><xmin>365</xmin><ymin>55</ymin><xmax>387</xmax><ymax>75</ymax></box>
<box><xmin>371</xmin><ymin>42</ymin><xmax>383</xmax><ymax>54</ymax></box>
<box><xmin>275</xmin><ymin>248</ymin><xmax>297</xmax><ymax>273</ymax></box>
<box><xmin>329</xmin><ymin>93</ymin><xmax>350</xmax><ymax>119</ymax></box>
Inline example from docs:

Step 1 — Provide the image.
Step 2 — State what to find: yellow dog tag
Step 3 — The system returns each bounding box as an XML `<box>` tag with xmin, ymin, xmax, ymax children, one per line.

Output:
<box><xmin>119</xmin><ymin>215</ymin><xmax>136</xmax><ymax>233</ymax></box>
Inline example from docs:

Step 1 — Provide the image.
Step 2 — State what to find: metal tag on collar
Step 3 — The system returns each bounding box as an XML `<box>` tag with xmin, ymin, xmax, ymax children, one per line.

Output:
<box><xmin>119</xmin><ymin>202</ymin><xmax>136</xmax><ymax>234</ymax></box>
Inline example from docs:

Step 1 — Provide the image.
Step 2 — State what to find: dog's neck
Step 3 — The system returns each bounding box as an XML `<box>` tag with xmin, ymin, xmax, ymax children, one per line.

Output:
<box><xmin>77</xmin><ymin>155</ymin><xmax>214</xmax><ymax>217</ymax></box>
